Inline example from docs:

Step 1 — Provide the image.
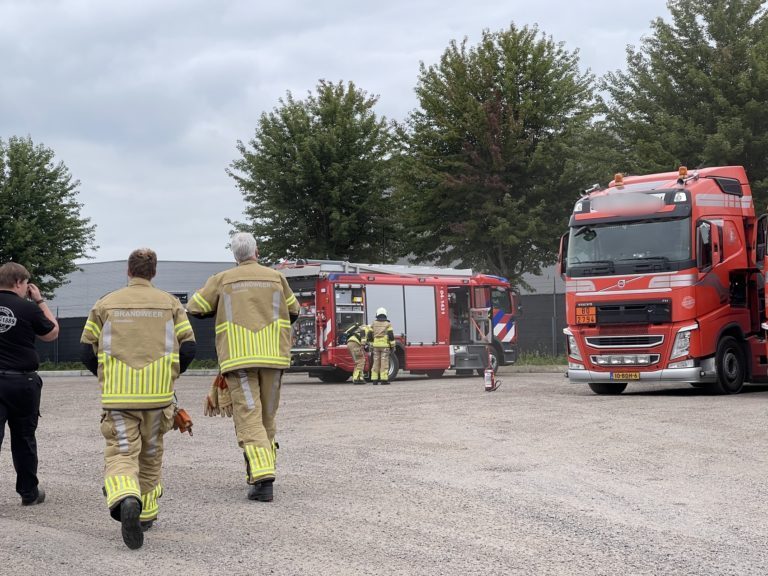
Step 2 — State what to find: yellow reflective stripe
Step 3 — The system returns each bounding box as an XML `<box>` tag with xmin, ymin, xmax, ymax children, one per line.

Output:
<box><xmin>174</xmin><ymin>320</ymin><xmax>192</xmax><ymax>336</ymax></box>
<box><xmin>101</xmin><ymin>353</ymin><xmax>175</xmax><ymax>404</ymax></box>
<box><xmin>244</xmin><ymin>445</ymin><xmax>276</xmax><ymax>482</ymax></box>
<box><xmin>218</xmin><ymin>319</ymin><xmax>292</xmax><ymax>369</ymax></box>
<box><xmin>192</xmin><ymin>292</ymin><xmax>212</xmax><ymax>313</ymax></box>
<box><xmin>104</xmin><ymin>475</ymin><xmax>140</xmax><ymax>508</ymax></box>
<box><xmin>285</xmin><ymin>294</ymin><xmax>297</xmax><ymax>306</ymax></box>
<box><xmin>84</xmin><ymin>320</ymin><xmax>101</xmax><ymax>337</ymax></box>
<box><xmin>220</xmin><ymin>356</ymin><xmax>290</xmax><ymax>371</ymax></box>
<box><xmin>140</xmin><ymin>484</ymin><xmax>163</xmax><ymax>520</ymax></box>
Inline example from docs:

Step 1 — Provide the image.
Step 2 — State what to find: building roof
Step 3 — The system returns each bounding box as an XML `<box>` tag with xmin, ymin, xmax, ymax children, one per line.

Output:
<box><xmin>49</xmin><ymin>260</ymin><xmax>233</xmax><ymax>317</ymax></box>
<box><xmin>49</xmin><ymin>260</ymin><xmax>565</xmax><ymax>317</ymax></box>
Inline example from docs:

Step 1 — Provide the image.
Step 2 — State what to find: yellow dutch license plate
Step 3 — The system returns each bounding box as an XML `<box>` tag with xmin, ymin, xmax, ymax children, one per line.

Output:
<box><xmin>611</xmin><ymin>372</ymin><xmax>640</xmax><ymax>380</ymax></box>
<box><xmin>575</xmin><ymin>305</ymin><xmax>596</xmax><ymax>324</ymax></box>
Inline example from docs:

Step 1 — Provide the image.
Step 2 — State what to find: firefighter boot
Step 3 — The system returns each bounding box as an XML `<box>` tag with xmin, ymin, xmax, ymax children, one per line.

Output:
<box><xmin>120</xmin><ymin>497</ymin><xmax>144</xmax><ymax>550</ymax></box>
<box><xmin>140</xmin><ymin>520</ymin><xmax>154</xmax><ymax>532</ymax></box>
<box><xmin>248</xmin><ymin>479</ymin><xmax>274</xmax><ymax>502</ymax></box>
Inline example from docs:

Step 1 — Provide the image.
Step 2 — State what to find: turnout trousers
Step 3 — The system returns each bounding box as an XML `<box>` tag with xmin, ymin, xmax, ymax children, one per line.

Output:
<box><xmin>0</xmin><ymin>373</ymin><xmax>43</xmax><ymax>501</ymax></box>
<box><xmin>371</xmin><ymin>348</ymin><xmax>391</xmax><ymax>382</ymax></box>
<box><xmin>224</xmin><ymin>368</ymin><xmax>282</xmax><ymax>484</ymax></box>
<box><xmin>101</xmin><ymin>406</ymin><xmax>175</xmax><ymax>522</ymax></box>
<box><xmin>347</xmin><ymin>340</ymin><xmax>366</xmax><ymax>382</ymax></box>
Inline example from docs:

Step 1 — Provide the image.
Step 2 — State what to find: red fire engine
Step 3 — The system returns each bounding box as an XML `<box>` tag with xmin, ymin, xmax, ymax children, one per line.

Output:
<box><xmin>560</xmin><ymin>166</ymin><xmax>768</xmax><ymax>394</ymax></box>
<box><xmin>277</xmin><ymin>260</ymin><xmax>518</xmax><ymax>382</ymax></box>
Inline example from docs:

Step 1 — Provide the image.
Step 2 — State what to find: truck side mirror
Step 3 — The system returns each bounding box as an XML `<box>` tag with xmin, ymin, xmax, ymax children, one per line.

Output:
<box><xmin>558</xmin><ymin>233</ymin><xmax>569</xmax><ymax>277</ymax></box>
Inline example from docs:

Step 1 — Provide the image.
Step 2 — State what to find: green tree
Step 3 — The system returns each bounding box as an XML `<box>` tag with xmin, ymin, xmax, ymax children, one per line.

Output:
<box><xmin>228</xmin><ymin>80</ymin><xmax>400</xmax><ymax>263</ymax></box>
<box><xmin>0</xmin><ymin>136</ymin><xmax>96</xmax><ymax>295</ymax></box>
<box><xmin>603</xmin><ymin>0</ymin><xmax>768</xmax><ymax>204</ymax></box>
<box><xmin>396</xmin><ymin>24</ymin><xmax>607</xmax><ymax>290</ymax></box>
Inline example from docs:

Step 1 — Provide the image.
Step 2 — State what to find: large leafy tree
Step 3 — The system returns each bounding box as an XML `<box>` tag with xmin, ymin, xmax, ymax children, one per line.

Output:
<box><xmin>396</xmin><ymin>24</ymin><xmax>607</xmax><ymax>289</ymax></box>
<box><xmin>228</xmin><ymin>80</ymin><xmax>400</xmax><ymax>263</ymax></box>
<box><xmin>603</xmin><ymin>0</ymin><xmax>768</xmax><ymax>204</ymax></box>
<box><xmin>0</xmin><ymin>136</ymin><xmax>96</xmax><ymax>295</ymax></box>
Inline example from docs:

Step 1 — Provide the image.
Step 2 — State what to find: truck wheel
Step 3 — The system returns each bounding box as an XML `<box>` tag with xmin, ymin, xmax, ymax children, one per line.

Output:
<box><xmin>387</xmin><ymin>352</ymin><xmax>400</xmax><ymax>381</ymax></box>
<box><xmin>588</xmin><ymin>382</ymin><xmax>627</xmax><ymax>395</ymax></box>
<box><xmin>709</xmin><ymin>336</ymin><xmax>745</xmax><ymax>394</ymax></box>
<box><xmin>425</xmin><ymin>370</ymin><xmax>445</xmax><ymax>378</ymax></box>
<box><xmin>476</xmin><ymin>346</ymin><xmax>501</xmax><ymax>376</ymax></box>
<box><xmin>317</xmin><ymin>368</ymin><xmax>351</xmax><ymax>383</ymax></box>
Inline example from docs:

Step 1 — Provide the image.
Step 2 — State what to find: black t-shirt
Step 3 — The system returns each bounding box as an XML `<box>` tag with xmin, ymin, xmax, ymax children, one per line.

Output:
<box><xmin>0</xmin><ymin>290</ymin><xmax>55</xmax><ymax>371</ymax></box>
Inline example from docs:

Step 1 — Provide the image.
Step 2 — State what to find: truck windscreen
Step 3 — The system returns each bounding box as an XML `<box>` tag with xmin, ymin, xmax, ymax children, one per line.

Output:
<box><xmin>567</xmin><ymin>217</ymin><xmax>691</xmax><ymax>276</ymax></box>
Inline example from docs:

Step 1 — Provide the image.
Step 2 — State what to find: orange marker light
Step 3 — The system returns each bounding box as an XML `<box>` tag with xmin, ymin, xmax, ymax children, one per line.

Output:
<box><xmin>678</xmin><ymin>166</ymin><xmax>688</xmax><ymax>178</ymax></box>
<box><xmin>614</xmin><ymin>173</ymin><xmax>624</xmax><ymax>186</ymax></box>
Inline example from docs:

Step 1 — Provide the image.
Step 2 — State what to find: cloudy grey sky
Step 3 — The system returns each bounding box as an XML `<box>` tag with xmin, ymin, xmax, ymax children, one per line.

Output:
<box><xmin>0</xmin><ymin>0</ymin><xmax>669</xmax><ymax>263</ymax></box>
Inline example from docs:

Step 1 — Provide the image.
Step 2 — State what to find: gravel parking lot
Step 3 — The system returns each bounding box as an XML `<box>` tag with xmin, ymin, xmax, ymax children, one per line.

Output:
<box><xmin>2</xmin><ymin>369</ymin><xmax>768</xmax><ymax>575</ymax></box>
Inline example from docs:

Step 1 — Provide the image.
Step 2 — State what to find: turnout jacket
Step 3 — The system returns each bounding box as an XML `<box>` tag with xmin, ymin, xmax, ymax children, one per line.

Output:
<box><xmin>369</xmin><ymin>319</ymin><xmax>395</xmax><ymax>349</ymax></box>
<box><xmin>187</xmin><ymin>261</ymin><xmax>299</xmax><ymax>373</ymax></box>
<box><xmin>80</xmin><ymin>278</ymin><xmax>196</xmax><ymax>410</ymax></box>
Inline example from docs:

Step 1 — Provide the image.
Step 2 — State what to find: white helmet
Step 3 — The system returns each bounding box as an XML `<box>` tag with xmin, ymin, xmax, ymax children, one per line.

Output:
<box><xmin>376</xmin><ymin>307</ymin><xmax>387</xmax><ymax>317</ymax></box>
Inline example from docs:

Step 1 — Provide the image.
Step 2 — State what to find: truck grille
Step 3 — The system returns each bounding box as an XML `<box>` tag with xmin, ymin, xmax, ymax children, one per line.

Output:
<box><xmin>585</xmin><ymin>335</ymin><xmax>664</xmax><ymax>348</ymax></box>
<box><xmin>597</xmin><ymin>301</ymin><xmax>671</xmax><ymax>325</ymax></box>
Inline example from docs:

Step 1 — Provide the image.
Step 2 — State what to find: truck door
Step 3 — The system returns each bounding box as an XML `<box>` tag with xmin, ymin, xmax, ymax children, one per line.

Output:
<box><xmin>448</xmin><ymin>286</ymin><xmax>471</xmax><ymax>343</ymax></box>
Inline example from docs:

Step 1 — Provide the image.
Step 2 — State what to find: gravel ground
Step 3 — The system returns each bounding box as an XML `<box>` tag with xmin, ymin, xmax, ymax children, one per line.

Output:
<box><xmin>2</xmin><ymin>369</ymin><xmax>768</xmax><ymax>575</ymax></box>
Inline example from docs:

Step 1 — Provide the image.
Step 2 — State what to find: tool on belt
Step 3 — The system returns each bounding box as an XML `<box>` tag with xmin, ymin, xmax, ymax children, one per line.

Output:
<box><xmin>173</xmin><ymin>393</ymin><xmax>194</xmax><ymax>435</ymax></box>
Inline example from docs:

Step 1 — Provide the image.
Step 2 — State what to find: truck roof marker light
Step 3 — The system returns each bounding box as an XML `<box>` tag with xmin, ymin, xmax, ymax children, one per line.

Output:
<box><xmin>614</xmin><ymin>173</ymin><xmax>624</xmax><ymax>186</ymax></box>
<box><xmin>677</xmin><ymin>166</ymin><xmax>688</xmax><ymax>184</ymax></box>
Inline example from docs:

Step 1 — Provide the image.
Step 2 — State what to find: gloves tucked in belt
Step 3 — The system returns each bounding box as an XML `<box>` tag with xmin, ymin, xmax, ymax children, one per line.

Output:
<box><xmin>217</xmin><ymin>375</ymin><xmax>233</xmax><ymax>418</ymax></box>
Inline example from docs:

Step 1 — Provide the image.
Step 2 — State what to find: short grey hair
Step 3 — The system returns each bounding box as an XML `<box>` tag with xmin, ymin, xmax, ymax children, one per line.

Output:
<box><xmin>231</xmin><ymin>232</ymin><xmax>258</xmax><ymax>263</ymax></box>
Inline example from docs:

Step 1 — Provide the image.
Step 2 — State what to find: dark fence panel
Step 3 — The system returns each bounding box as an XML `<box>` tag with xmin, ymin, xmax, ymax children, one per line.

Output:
<box><xmin>38</xmin><ymin>297</ymin><xmax>568</xmax><ymax>363</ymax></box>
<box><xmin>516</xmin><ymin>294</ymin><xmax>566</xmax><ymax>356</ymax></box>
<box><xmin>37</xmin><ymin>316</ymin><xmax>219</xmax><ymax>363</ymax></box>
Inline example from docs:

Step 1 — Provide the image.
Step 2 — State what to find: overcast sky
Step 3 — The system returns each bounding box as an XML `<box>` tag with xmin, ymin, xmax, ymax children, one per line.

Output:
<box><xmin>0</xmin><ymin>0</ymin><xmax>670</xmax><ymax>263</ymax></box>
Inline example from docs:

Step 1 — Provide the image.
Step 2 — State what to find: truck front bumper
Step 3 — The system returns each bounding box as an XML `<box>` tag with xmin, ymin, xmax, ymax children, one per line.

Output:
<box><xmin>567</xmin><ymin>358</ymin><xmax>717</xmax><ymax>384</ymax></box>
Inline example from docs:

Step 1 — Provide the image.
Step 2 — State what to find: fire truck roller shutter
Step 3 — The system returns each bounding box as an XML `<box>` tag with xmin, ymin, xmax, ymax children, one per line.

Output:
<box><xmin>365</xmin><ymin>285</ymin><xmax>405</xmax><ymax>334</ymax></box>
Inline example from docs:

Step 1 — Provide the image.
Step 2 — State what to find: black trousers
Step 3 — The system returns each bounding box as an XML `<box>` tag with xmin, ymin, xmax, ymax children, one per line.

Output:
<box><xmin>0</xmin><ymin>373</ymin><xmax>42</xmax><ymax>500</ymax></box>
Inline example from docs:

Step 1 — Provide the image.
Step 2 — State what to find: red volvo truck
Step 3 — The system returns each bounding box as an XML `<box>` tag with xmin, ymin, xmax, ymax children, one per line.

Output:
<box><xmin>560</xmin><ymin>166</ymin><xmax>768</xmax><ymax>394</ymax></box>
<box><xmin>277</xmin><ymin>260</ymin><xmax>518</xmax><ymax>382</ymax></box>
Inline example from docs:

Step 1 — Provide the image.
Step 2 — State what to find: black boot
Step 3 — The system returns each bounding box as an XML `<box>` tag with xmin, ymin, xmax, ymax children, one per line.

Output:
<box><xmin>21</xmin><ymin>487</ymin><xmax>45</xmax><ymax>506</ymax></box>
<box><xmin>120</xmin><ymin>497</ymin><xmax>144</xmax><ymax>549</ymax></box>
<box><xmin>140</xmin><ymin>520</ymin><xmax>154</xmax><ymax>532</ymax></box>
<box><xmin>248</xmin><ymin>479</ymin><xmax>274</xmax><ymax>502</ymax></box>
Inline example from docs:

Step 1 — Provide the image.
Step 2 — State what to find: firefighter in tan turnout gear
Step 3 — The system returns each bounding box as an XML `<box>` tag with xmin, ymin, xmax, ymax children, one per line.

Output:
<box><xmin>345</xmin><ymin>323</ymin><xmax>370</xmax><ymax>384</ymax></box>
<box><xmin>80</xmin><ymin>249</ymin><xmax>196</xmax><ymax>550</ymax></box>
<box><xmin>368</xmin><ymin>307</ymin><xmax>395</xmax><ymax>384</ymax></box>
<box><xmin>187</xmin><ymin>233</ymin><xmax>299</xmax><ymax>502</ymax></box>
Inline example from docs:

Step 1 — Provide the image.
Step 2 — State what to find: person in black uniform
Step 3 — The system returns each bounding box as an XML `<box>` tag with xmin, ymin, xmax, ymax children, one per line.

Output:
<box><xmin>0</xmin><ymin>262</ymin><xmax>59</xmax><ymax>505</ymax></box>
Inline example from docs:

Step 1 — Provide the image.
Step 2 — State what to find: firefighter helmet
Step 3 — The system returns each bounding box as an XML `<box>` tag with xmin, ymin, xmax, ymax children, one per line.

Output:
<box><xmin>376</xmin><ymin>307</ymin><xmax>387</xmax><ymax>317</ymax></box>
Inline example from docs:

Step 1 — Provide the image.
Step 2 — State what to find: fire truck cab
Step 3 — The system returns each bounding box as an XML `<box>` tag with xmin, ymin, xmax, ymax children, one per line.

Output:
<box><xmin>279</xmin><ymin>260</ymin><xmax>518</xmax><ymax>382</ymax></box>
<box><xmin>560</xmin><ymin>166</ymin><xmax>768</xmax><ymax>394</ymax></box>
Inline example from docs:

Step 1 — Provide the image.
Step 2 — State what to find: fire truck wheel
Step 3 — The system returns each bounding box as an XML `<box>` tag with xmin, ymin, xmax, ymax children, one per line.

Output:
<box><xmin>387</xmin><ymin>352</ymin><xmax>400</xmax><ymax>381</ymax></box>
<box><xmin>588</xmin><ymin>382</ymin><xmax>627</xmax><ymax>395</ymax></box>
<box><xmin>317</xmin><ymin>368</ymin><xmax>352</xmax><ymax>383</ymax></box>
<box><xmin>710</xmin><ymin>336</ymin><xmax>745</xmax><ymax>394</ymax></box>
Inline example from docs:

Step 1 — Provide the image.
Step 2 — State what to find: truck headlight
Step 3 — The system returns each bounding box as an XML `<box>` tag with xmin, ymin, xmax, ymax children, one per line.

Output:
<box><xmin>563</xmin><ymin>328</ymin><xmax>582</xmax><ymax>361</ymax></box>
<box><xmin>670</xmin><ymin>325</ymin><xmax>697</xmax><ymax>360</ymax></box>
